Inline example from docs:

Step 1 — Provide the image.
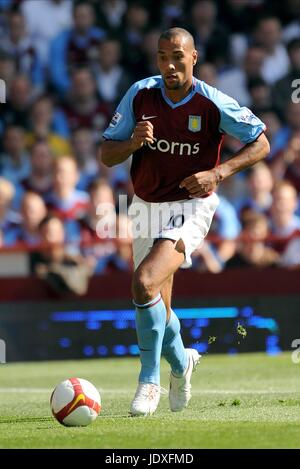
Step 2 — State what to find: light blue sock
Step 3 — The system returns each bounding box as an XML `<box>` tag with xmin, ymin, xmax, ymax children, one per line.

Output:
<box><xmin>134</xmin><ymin>293</ymin><xmax>167</xmax><ymax>385</ymax></box>
<box><xmin>162</xmin><ymin>309</ymin><xmax>188</xmax><ymax>377</ymax></box>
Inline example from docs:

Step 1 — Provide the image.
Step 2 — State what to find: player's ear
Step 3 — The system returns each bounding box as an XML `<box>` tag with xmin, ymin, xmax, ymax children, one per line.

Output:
<box><xmin>192</xmin><ymin>49</ymin><xmax>198</xmax><ymax>66</ymax></box>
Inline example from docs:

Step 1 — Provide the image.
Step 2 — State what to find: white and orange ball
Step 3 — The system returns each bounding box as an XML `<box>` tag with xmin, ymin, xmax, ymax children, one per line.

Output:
<box><xmin>50</xmin><ymin>378</ymin><xmax>101</xmax><ymax>426</ymax></box>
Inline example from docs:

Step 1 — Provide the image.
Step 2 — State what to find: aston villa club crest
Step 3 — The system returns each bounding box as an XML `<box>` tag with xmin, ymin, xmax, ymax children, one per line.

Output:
<box><xmin>188</xmin><ymin>115</ymin><xmax>201</xmax><ymax>132</ymax></box>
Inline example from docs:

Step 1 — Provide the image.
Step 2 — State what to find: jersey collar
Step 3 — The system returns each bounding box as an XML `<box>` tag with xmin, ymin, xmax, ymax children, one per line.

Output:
<box><xmin>160</xmin><ymin>77</ymin><xmax>197</xmax><ymax>109</ymax></box>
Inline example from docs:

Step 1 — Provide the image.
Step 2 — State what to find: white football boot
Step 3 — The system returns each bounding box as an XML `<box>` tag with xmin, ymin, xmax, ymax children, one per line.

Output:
<box><xmin>130</xmin><ymin>382</ymin><xmax>161</xmax><ymax>416</ymax></box>
<box><xmin>169</xmin><ymin>348</ymin><xmax>201</xmax><ymax>412</ymax></box>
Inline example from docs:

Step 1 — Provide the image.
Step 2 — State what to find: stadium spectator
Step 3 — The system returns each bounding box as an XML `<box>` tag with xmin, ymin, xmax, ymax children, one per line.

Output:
<box><xmin>159</xmin><ymin>0</ymin><xmax>186</xmax><ymax>30</ymax></box>
<box><xmin>218</xmin><ymin>46</ymin><xmax>266</xmax><ymax>107</ymax></box>
<box><xmin>282</xmin><ymin>0</ymin><xmax>300</xmax><ymax>42</ymax></box>
<box><xmin>0</xmin><ymin>10</ymin><xmax>44</xmax><ymax>89</ymax></box>
<box><xmin>280</xmin><ymin>235</ymin><xmax>300</xmax><ymax>268</ymax></box>
<box><xmin>248</xmin><ymin>77</ymin><xmax>273</xmax><ymax>113</ymax></box>
<box><xmin>253</xmin><ymin>16</ymin><xmax>290</xmax><ymax>84</ymax></box>
<box><xmin>93</xmin><ymin>0</ymin><xmax>127</xmax><ymax>33</ymax></box>
<box><xmin>238</xmin><ymin>162</ymin><xmax>274</xmax><ymax>218</ymax></box>
<box><xmin>94</xmin><ymin>38</ymin><xmax>132</xmax><ymax>107</ymax></box>
<box><xmin>220</xmin><ymin>1</ymin><xmax>268</xmax><ymax>66</ymax></box>
<box><xmin>256</xmin><ymin>109</ymin><xmax>283</xmax><ymax>150</ymax></box>
<box><xmin>132</xmin><ymin>29</ymin><xmax>161</xmax><ymax>79</ymax></box>
<box><xmin>22</xmin><ymin>140</ymin><xmax>54</xmax><ymax>198</ymax></box>
<box><xmin>269</xmin><ymin>180</ymin><xmax>300</xmax><ymax>253</ymax></box>
<box><xmin>21</xmin><ymin>0</ymin><xmax>73</xmax><ymax>66</ymax></box>
<box><xmin>220</xmin><ymin>0</ymin><xmax>265</xmax><ymax>35</ymax></box>
<box><xmin>80</xmin><ymin>178</ymin><xmax>116</xmax><ymax>243</ymax></box>
<box><xmin>49</xmin><ymin>1</ymin><xmax>106</xmax><ymax>95</ymax></box>
<box><xmin>225</xmin><ymin>210</ymin><xmax>279</xmax><ymax>269</ymax></box>
<box><xmin>62</xmin><ymin>67</ymin><xmax>110</xmax><ymax>141</ymax></box>
<box><xmin>195</xmin><ymin>62</ymin><xmax>218</xmax><ymax>87</ymax></box>
<box><xmin>0</xmin><ymin>177</ymin><xmax>21</xmax><ymax>245</ymax></box>
<box><xmin>1</xmin><ymin>75</ymin><xmax>33</xmax><ymax>130</ymax></box>
<box><xmin>0</xmin><ymin>50</ymin><xmax>16</xmax><ymax>90</ymax></box>
<box><xmin>191</xmin><ymin>240</ymin><xmax>223</xmax><ymax>273</ymax></box>
<box><xmin>93</xmin><ymin>213</ymin><xmax>133</xmax><ymax>274</ymax></box>
<box><xmin>189</xmin><ymin>0</ymin><xmax>230</xmax><ymax>69</ymax></box>
<box><xmin>71</xmin><ymin>126</ymin><xmax>102</xmax><ymax>191</ymax></box>
<box><xmin>80</xmin><ymin>178</ymin><xmax>117</xmax><ymax>271</ymax></box>
<box><xmin>120</xmin><ymin>1</ymin><xmax>150</xmax><ymax>71</ymax></box>
<box><xmin>270</xmin><ymin>102</ymin><xmax>300</xmax><ymax>159</ymax></box>
<box><xmin>28</xmin><ymin>95</ymin><xmax>70</xmax><ymax>139</ymax></box>
<box><xmin>46</xmin><ymin>155</ymin><xmax>90</xmax><ymax>223</ymax></box>
<box><xmin>270</xmin><ymin>132</ymin><xmax>300</xmax><ymax>194</ymax></box>
<box><xmin>30</xmin><ymin>214</ymin><xmax>91</xmax><ymax>295</ymax></box>
<box><xmin>209</xmin><ymin>195</ymin><xmax>241</xmax><ymax>265</ymax></box>
<box><xmin>31</xmin><ymin>215</ymin><xmax>66</xmax><ymax>273</ymax></box>
<box><xmin>273</xmin><ymin>38</ymin><xmax>300</xmax><ymax>116</ymax></box>
<box><xmin>26</xmin><ymin>95</ymin><xmax>71</xmax><ymax>157</ymax></box>
<box><xmin>11</xmin><ymin>191</ymin><xmax>47</xmax><ymax>246</ymax></box>
<box><xmin>217</xmin><ymin>136</ymin><xmax>248</xmax><ymax>207</ymax></box>
<box><xmin>0</xmin><ymin>125</ymin><xmax>31</xmax><ymax>190</ymax></box>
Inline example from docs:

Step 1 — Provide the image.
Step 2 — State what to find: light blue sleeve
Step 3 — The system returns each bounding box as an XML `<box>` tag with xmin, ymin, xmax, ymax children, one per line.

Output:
<box><xmin>102</xmin><ymin>84</ymin><xmax>138</xmax><ymax>141</ymax></box>
<box><xmin>196</xmin><ymin>80</ymin><xmax>266</xmax><ymax>144</ymax></box>
<box><xmin>218</xmin><ymin>92</ymin><xmax>266</xmax><ymax>143</ymax></box>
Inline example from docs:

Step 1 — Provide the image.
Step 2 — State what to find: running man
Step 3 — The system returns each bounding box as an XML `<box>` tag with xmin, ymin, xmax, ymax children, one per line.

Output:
<box><xmin>101</xmin><ymin>28</ymin><xmax>270</xmax><ymax>416</ymax></box>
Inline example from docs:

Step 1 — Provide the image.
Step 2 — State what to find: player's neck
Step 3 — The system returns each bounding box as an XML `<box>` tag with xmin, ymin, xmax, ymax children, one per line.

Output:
<box><xmin>164</xmin><ymin>79</ymin><xmax>193</xmax><ymax>103</ymax></box>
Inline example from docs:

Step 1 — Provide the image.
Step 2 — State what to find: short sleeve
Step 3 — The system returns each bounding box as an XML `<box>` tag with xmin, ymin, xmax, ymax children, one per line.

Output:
<box><xmin>218</xmin><ymin>91</ymin><xmax>266</xmax><ymax>144</ymax></box>
<box><xmin>102</xmin><ymin>84</ymin><xmax>137</xmax><ymax>141</ymax></box>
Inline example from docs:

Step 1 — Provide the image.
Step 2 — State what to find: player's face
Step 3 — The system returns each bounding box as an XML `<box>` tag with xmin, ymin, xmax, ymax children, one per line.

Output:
<box><xmin>157</xmin><ymin>37</ymin><xmax>197</xmax><ymax>91</ymax></box>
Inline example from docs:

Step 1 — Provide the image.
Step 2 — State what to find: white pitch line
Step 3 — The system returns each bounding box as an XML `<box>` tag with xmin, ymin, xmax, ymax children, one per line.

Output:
<box><xmin>0</xmin><ymin>388</ymin><xmax>298</xmax><ymax>395</ymax></box>
<box><xmin>0</xmin><ymin>388</ymin><xmax>51</xmax><ymax>393</ymax></box>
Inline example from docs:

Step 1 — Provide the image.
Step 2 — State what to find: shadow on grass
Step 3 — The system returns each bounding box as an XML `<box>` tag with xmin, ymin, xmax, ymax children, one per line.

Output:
<box><xmin>0</xmin><ymin>416</ymin><xmax>53</xmax><ymax>424</ymax></box>
<box><xmin>0</xmin><ymin>414</ymin><xmax>132</xmax><ymax>425</ymax></box>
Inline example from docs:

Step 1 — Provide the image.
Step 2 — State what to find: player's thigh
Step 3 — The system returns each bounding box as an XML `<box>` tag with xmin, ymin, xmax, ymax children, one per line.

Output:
<box><xmin>134</xmin><ymin>238</ymin><xmax>185</xmax><ymax>291</ymax></box>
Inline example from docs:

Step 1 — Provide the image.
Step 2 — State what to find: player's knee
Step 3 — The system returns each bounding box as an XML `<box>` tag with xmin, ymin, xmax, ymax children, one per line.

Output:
<box><xmin>132</xmin><ymin>269</ymin><xmax>157</xmax><ymax>304</ymax></box>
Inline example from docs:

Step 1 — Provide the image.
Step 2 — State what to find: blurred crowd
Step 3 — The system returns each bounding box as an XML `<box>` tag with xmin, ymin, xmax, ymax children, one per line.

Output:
<box><xmin>0</xmin><ymin>0</ymin><xmax>300</xmax><ymax>285</ymax></box>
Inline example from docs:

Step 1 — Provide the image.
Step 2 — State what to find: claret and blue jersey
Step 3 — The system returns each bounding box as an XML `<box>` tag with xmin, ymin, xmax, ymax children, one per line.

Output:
<box><xmin>103</xmin><ymin>76</ymin><xmax>266</xmax><ymax>203</ymax></box>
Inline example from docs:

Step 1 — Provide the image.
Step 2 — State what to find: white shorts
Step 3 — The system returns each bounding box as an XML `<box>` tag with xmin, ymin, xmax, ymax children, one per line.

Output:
<box><xmin>128</xmin><ymin>192</ymin><xmax>219</xmax><ymax>270</ymax></box>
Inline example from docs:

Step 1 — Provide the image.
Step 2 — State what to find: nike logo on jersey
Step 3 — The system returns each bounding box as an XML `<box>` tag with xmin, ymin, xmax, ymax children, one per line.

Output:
<box><xmin>141</xmin><ymin>114</ymin><xmax>157</xmax><ymax>120</ymax></box>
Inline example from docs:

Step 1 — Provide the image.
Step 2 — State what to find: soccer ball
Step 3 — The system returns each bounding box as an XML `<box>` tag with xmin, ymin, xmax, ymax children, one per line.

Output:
<box><xmin>50</xmin><ymin>378</ymin><xmax>101</xmax><ymax>426</ymax></box>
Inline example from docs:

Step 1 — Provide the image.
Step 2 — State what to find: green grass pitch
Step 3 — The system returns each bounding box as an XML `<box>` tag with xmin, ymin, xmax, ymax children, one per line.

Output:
<box><xmin>0</xmin><ymin>352</ymin><xmax>299</xmax><ymax>448</ymax></box>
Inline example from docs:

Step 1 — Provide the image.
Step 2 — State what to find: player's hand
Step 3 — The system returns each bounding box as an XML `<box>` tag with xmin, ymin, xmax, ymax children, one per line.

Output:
<box><xmin>179</xmin><ymin>168</ymin><xmax>220</xmax><ymax>197</ymax></box>
<box><xmin>130</xmin><ymin>121</ymin><xmax>155</xmax><ymax>151</ymax></box>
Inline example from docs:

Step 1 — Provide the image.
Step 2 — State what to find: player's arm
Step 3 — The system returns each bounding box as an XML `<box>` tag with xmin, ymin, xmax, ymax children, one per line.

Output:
<box><xmin>180</xmin><ymin>88</ymin><xmax>270</xmax><ymax>197</ymax></box>
<box><xmin>180</xmin><ymin>132</ymin><xmax>270</xmax><ymax>197</ymax></box>
<box><xmin>101</xmin><ymin>121</ymin><xmax>154</xmax><ymax>167</ymax></box>
<box><xmin>100</xmin><ymin>81</ymin><xmax>156</xmax><ymax>168</ymax></box>
<box><xmin>214</xmin><ymin>132</ymin><xmax>270</xmax><ymax>182</ymax></box>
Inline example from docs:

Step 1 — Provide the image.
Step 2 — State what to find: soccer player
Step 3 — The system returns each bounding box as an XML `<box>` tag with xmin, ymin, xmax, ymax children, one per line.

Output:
<box><xmin>101</xmin><ymin>28</ymin><xmax>270</xmax><ymax>416</ymax></box>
